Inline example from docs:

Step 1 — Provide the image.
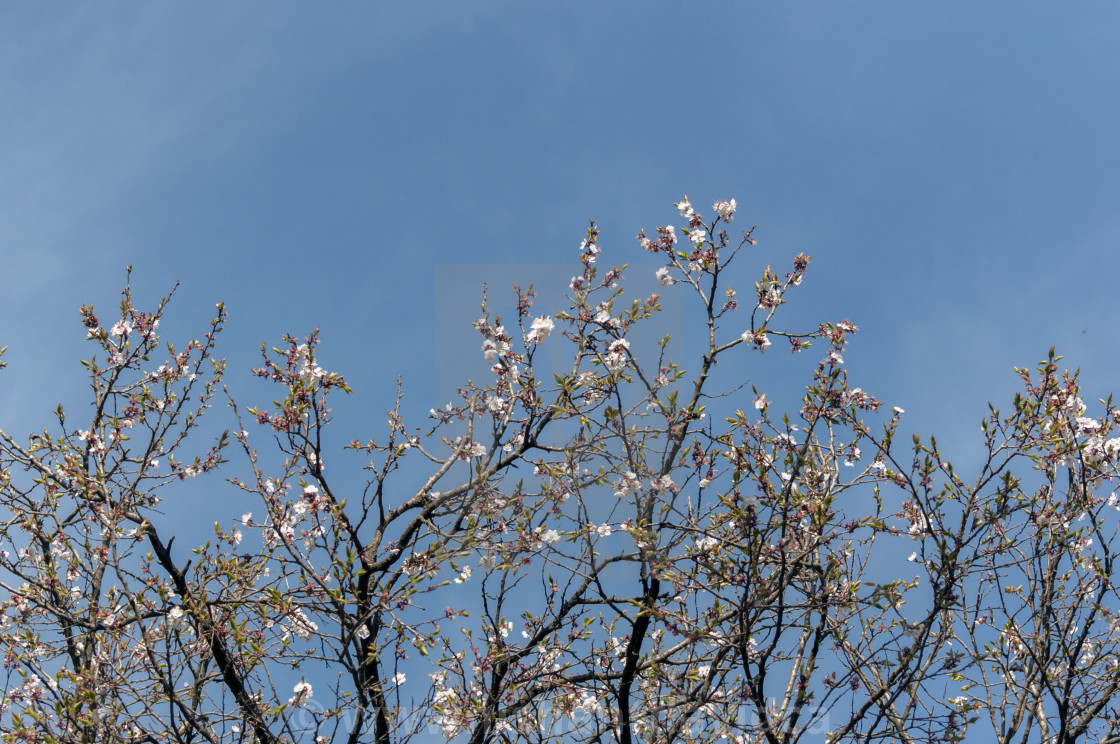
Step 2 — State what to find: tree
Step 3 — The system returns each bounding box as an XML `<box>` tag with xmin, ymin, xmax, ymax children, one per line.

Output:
<box><xmin>1</xmin><ymin>196</ymin><xmax>1118</xmax><ymax>744</ymax></box>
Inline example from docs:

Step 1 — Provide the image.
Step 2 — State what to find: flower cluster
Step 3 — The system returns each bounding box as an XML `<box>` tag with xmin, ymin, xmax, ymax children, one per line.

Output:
<box><xmin>526</xmin><ymin>315</ymin><xmax>554</xmax><ymax>344</ymax></box>
<box><xmin>1072</xmin><ymin>413</ymin><xmax>1120</xmax><ymax>464</ymax></box>
<box><xmin>289</xmin><ymin>681</ymin><xmax>313</xmax><ymax>707</ymax></box>
<box><xmin>614</xmin><ymin>471</ymin><xmax>641</xmax><ymax>498</ymax></box>
<box><xmin>293</xmin><ymin>343</ymin><xmax>326</xmax><ymax>385</ymax></box>
<box><xmin>283</xmin><ymin>607</ymin><xmax>320</xmax><ymax>642</ymax></box>
<box><xmin>265</xmin><ymin>483</ymin><xmax>330</xmax><ymax>551</ymax></box>
<box><xmin>478</xmin><ymin>321</ymin><xmax>512</xmax><ymax>365</ymax></box>
<box><xmin>580</xmin><ymin>238</ymin><xmax>600</xmax><ymax>264</ymax></box>
<box><xmin>741</xmin><ymin>330</ymin><xmax>771</xmax><ymax>351</ymax></box>
<box><xmin>713</xmin><ymin>198</ymin><xmax>737</xmax><ymax>222</ymax></box>
<box><xmin>604</xmin><ymin>338</ymin><xmax>630</xmax><ymax>373</ymax></box>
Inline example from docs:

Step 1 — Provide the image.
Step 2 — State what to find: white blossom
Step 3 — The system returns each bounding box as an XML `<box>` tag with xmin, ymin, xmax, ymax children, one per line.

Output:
<box><xmin>166</xmin><ymin>606</ymin><xmax>187</xmax><ymax>630</ymax></box>
<box><xmin>605</xmin><ymin>338</ymin><xmax>630</xmax><ymax>373</ymax></box>
<box><xmin>695</xmin><ymin>536</ymin><xmax>719</xmax><ymax>552</ymax></box>
<box><xmin>294</xmin><ymin>344</ymin><xmax>326</xmax><ymax>385</ymax></box>
<box><xmin>614</xmin><ymin>471</ymin><xmax>641</xmax><ymax>498</ymax></box>
<box><xmin>713</xmin><ymin>198</ymin><xmax>737</xmax><ymax>222</ymax></box>
<box><xmin>527</xmin><ymin>316</ymin><xmax>554</xmax><ymax>344</ymax></box>
<box><xmin>290</xmin><ymin>681</ymin><xmax>313</xmax><ymax>707</ymax></box>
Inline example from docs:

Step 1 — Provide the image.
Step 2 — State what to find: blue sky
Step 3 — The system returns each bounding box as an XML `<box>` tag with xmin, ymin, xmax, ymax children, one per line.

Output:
<box><xmin>2</xmin><ymin>2</ymin><xmax>1119</xmax><ymax>485</ymax></box>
